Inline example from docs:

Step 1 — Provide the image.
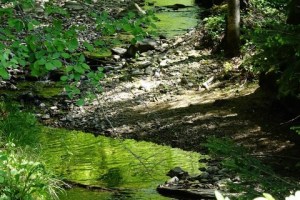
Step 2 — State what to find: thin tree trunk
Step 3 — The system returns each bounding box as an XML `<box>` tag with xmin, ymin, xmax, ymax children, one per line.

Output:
<box><xmin>225</xmin><ymin>0</ymin><xmax>240</xmax><ymax>57</ymax></box>
<box><xmin>287</xmin><ymin>0</ymin><xmax>300</xmax><ymax>25</ymax></box>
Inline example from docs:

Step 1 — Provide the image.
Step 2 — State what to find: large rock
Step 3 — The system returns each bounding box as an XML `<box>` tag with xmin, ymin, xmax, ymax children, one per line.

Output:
<box><xmin>126</xmin><ymin>39</ymin><xmax>158</xmax><ymax>57</ymax></box>
<box><xmin>167</xmin><ymin>167</ymin><xmax>189</xmax><ymax>179</ymax></box>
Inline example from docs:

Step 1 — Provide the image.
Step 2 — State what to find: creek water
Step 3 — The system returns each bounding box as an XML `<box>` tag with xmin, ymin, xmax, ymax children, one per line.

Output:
<box><xmin>145</xmin><ymin>0</ymin><xmax>200</xmax><ymax>37</ymax></box>
<box><xmin>37</xmin><ymin>1</ymin><xmax>203</xmax><ymax>199</ymax></box>
<box><xmin>40</xmin><ymin>128</ymin><xmax>204</xmax><ymax>199</ymax></box>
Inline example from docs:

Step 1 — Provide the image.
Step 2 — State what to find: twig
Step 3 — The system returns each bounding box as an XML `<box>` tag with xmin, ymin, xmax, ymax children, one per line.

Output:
<box><xmin>250</xmin><ymin>154</ymin><xmax>300</xmax><ymax>160</ymax></box>
<box><xmin>280</xmin><ymin>115</ymin><xmax>300</xmax><ymax>125</ymax></box>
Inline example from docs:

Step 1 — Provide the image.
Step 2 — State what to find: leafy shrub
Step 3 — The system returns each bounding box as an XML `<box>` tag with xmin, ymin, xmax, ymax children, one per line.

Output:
<box><xmin>241</xmin><ymin>0</ymin><xmax>300</xmax><ymax>99</ymax></box>
<box><xmin>203</xmin><ymin>15</ymin><xmax>225</xmax><ymax>43</ymax></box>
<box><xmin>0</xmin><ymin>0</ymin><xmax>157</xmax><ymax>105</ymax></box>
<box><xmin>0</xmin><ymin>142</ymin><xmax>64</xmax><ymax>200</ymax></box>
<box><xmin>0</xmin><ymin>101</ymin><xmax>41</xmax><ymax>146</ymax></box>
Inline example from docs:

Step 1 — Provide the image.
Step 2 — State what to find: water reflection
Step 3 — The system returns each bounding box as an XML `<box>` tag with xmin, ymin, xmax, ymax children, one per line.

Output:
<box><xmin>40</xmin><ymin>128</ymin><xmax>204</xmax><ymax>199</ymax></box>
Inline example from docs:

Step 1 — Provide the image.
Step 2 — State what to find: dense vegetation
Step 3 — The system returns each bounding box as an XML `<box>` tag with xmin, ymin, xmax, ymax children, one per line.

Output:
<box><xmin>0</xmin><ymin>0</ymin><xmax>299</xmax><ymax>199</ymax></box>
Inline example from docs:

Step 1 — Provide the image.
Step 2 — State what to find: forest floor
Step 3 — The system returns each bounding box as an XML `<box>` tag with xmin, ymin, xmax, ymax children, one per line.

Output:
<box><xmin>33</xmin><ymin>27</ymin><xmax>300</xmax><ymax>180</ymax></box>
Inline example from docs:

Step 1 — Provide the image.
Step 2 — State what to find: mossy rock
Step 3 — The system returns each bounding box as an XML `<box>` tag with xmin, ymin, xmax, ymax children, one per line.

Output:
<box><xmin>84</xmin><ymin>49</ymin><xmax>112</xmax><ymax>60</ymax></box>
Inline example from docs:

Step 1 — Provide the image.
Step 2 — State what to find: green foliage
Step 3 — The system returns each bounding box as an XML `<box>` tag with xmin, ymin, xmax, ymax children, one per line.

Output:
<box><xmin>241</xmin><ymin>0</ymin><xmax>300</xmax><ymax>98</ymax></box>
<box><xmin>0</xmin><ymin>102</ymin><xmax>41</xmax><ymax>147</ymax></box>
<box><xmin>0</xmin><ymin>0</ymin><xmax>156</xmax><ymax>105</ymax></box>
<box><xmin>203</xmin><ymin>14</ymin><xmax>225</xmax><ymax>43</ymax></box>
<box><xmin>0</xmin><ymin>142</ymin><xmax>64</xmax><ymax>200</ymax></box>
<box><xmin>291</xmin><ymin>126</ymin><xmax>300</xmax><ymax>135</ymax></box>
<box><xmin>204</xmin><ymin>137</ymin><xmax>298</xmax><ymax>199</ymax></box>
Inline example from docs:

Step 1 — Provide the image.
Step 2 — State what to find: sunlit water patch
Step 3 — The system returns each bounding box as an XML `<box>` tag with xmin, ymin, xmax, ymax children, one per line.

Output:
<box><xmin>145</xmin><ymin>0</ymin><xmax>201</xmax><ymax>37</ymax></box>
<box><xmin>39</xmin><ymin>128</ymin><xmax>204</xmax><ymax>199</ymax></box>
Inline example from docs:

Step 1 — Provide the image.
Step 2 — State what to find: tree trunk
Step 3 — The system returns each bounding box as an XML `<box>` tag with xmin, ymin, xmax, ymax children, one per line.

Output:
<box><xmin>287</xmin><ymin>0</ymin><xmax>300</xmax><ymax>25</ymax></box>
<box><xmin>225</xmin><ymin>0</ymin><xmax>240</xmax><ymax>57</ymax></box>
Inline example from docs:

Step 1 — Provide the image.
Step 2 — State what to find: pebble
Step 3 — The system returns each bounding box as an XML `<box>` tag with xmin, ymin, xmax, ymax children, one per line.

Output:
<box><xmin>199</xmin><ymin>172</ymin><xmax>209</xmax><ymax>179</ymax></box>
<box><xmin>50</xmin><ymin>106</ymin><xmax>58</xmax><ymax>110</ymax></box>
<box><xmin>144</xmin><ymin>67</ymin><xmax>153</xmax><ymax>75</ymax></box>
<box><xmin>136</xmin><ymin>60</ymin><xmax>152</xmax><ymax>68</ymax></box>
<box><xmin>159</xmin><ymin>60</ymin><xmax>169</xmax><ymax>67</ymax></box>
<box><xmin>166</xmin><ymin>176</ymin><xmax>179</xmax><ymax>184</ymax></box>
<box><xmin>42</xmin><ymin>114</ymin><xmax>50</xmax><ymax>120</ymax></box>
<box><xmin>132</xmin><ymin>69</ymin><xmax>143</xmax><ymax>75</ymax></box>
<box><xmin>206</xmin><ymin>166</ymin><xmax>219</xmax><ymax>173</ymax></box>
<box><xmin>111</xmin><ymin>47</ymin><xmax>127</xmax><ymax>55</ymax></box>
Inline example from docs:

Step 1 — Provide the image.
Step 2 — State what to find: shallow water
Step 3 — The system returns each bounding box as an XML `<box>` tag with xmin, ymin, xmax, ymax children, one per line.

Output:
<box><xmin>39</xmin><ymin>128</ymin><xmax>204</xmax><ymax>199</ymax></box>
<box><xmin>145</xmin><ymin>0</ymin><xmax>200</xmax><ymax>37</ymax></box>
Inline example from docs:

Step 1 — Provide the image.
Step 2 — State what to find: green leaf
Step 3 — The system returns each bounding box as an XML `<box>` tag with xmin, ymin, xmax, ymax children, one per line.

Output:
<box><xmin>52</xmin><ymin>60</ymin><xmax>62</xmax><ymax>68</ymax></box>
<box><xmin>0</xmin><ymin>155</ymin><xmax>7</xmax><ymax>161</ymax></box>
<box><xmin>74</xmin><ymin>65</ymin><xmax>84</xmax><ymax>74</ymax></box>
<box><xmin>52</xmin><ymin>53</ymin><xmax>61</xmax><ymax>59</ymax></box>
<box><xmin>82</xmin><ymin>63</ymin><xmax>90</xmax><ymax>70</ymax></box>
<box><xmin>8</xmin><ymin>19</ymin><xmax>24</xmax><ymax>31</ymax></box>
<box><xmin>66</xmin><ymin>65</ymin><xmax>74</xmax><ymax>72</ymax></box>
<box><xmin>36</xmin><ymin>58</ymin><xmax>46</xmax><ymax>65</ymax></box>
<box><xmin>60</xmin><ymin>76</ymin><xmax>68</xmax><ymax>81</ymax></box>
<box><xmin>83</xmin><ymin>42</ymin><xmax>94</xmax><ymax>51</ymax></box>
<box><xmin>131</xmin><ymin>38</ymin><xmax>137</xmax><ymax>44</ymax></box>
<box><xmin>0</xmin><ymin>176</ymin><xmax>4</xmax><ymax>184</ymax></box>
<box><xmin>79</xmin><ymin>54</ymin><xmax>85</xmax><ymax>62</ymax></box>
<box><xmin>76</xmin><ymin>99</ymin><xmax>85</xmax><ymax>106</ymax></box>
<box><xmin>0</xmin><ymin>67</ymin><xmax>9</xmax><ymax>79</ymax></box>
<box><xmin>45</xmin><ymin>62</ymin><xmax>55</xmax><ymax>70</ymax></box>
<box><xmin>68</xmin><ymin>38</ymin><xmax>79</xmax><ymax>51</ymax></box>
<box><xmin>61</xmin><ymin>52</ymin><xmax>70</xmax><ymax>58</ymax></box>
<box><xmin>74</xmin><ymin>73</ymin><xmax>81</xmax><ymax>81</ymax></box>
<box><xmin>94</xmin><ymin>40</ymin><xmax>105</xmax><ymax>46</ymax></box>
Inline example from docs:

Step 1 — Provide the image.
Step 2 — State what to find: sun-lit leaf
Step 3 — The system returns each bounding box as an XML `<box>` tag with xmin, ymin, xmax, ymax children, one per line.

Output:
<box><xmin>52</xmin><ymin>60</ymin><xmax>62</xmax><ymax>68</ymax></box>
<box><xmin>45</xmin><ymin>62</ymin><xmax>55</xmax><ymax>70</ymax></box>
<box><xmin>0</xmin><ymin>67</ymin><xmax>10</xmax><ymax>79</ymax></box>
<box><xmin>76</xmin><ymin>99</ymin><xmax>85</xmax><ymax>106</ymax></box>
<box><xmin>68</xmin><ymin>38</ymin><xmax>78</xmax><ymax>51</ymax></box>
<box><xmin>74</xmin><ymin>65</ymin><xmax>84</xmax><ymax>74</ymax></box>
<box><xmin>60</xmin><ymin>75</ymin><xmax>68</xmax><ymax>81</ymax></box>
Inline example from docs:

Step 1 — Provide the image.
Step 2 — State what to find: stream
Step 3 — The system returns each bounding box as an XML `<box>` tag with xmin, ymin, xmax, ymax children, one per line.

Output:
<box><xmin>39</xmin><ymin>0</ymin><xmax>202</xmax><ymax>199</ymax></box>
<box><xmin>145</xmin><ymin>0</ymin><xmax>200</xmax><ymax>37</ymax></box>
<box><xmin>39</xmin><ymin>128</ymin><xmax>204</xmax><ymax>199</ymax></box>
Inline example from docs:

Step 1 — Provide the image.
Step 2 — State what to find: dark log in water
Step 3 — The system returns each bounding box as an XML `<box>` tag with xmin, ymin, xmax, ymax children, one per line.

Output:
<box><xmin>63</xmin><ymin>180</ymin><xmax>121</xmax><ymax>192</ymax></box>
<box><xmin>157</xmin><ymin>185</ymin><xmax>215</xmax><ymax>199</ymax></box>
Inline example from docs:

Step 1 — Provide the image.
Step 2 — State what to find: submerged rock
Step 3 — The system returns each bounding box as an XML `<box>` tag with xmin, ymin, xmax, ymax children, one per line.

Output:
<box><xmin>167</xmin><ymin>167</ymin><xmax>189</xmax><ymax>179</ymax></box>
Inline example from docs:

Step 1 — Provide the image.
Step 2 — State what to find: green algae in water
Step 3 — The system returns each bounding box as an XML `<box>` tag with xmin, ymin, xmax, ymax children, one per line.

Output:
<box><xmin>145</xmin><ymin>0</ymin><xmax>200</xmax><ymax>37</ymax></box>
<box><xmin>39</xmin><ymin>128</ymin><xmax>204</xmax><ymax>199</ymax></box>
<box><xmin>153</xmin><ymin>11</ymin><xmax>199</xmax><ymax>37</ymax></box>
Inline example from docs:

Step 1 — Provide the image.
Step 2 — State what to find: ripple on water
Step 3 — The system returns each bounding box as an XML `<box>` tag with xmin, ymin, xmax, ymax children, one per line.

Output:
<box><xmin>39</xmin><ymin>128</ymin><xmax>205</xmax><ymax>199</ymax></box>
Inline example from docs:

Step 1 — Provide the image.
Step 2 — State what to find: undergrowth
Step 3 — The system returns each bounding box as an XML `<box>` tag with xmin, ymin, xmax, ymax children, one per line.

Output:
<box><xmin>0</xmin><ymin>101</ymin><xmax>65</xmax><ymax>199</ymax></box>
<box><xmin>0</xmin><ymin>101</ymin><xmax>41</xmax><ymax>147</ymax></box>
<box><xmin>204</xmin><ymin>137</ymin><xmax>299</xmax><ymax>199</ymax></box>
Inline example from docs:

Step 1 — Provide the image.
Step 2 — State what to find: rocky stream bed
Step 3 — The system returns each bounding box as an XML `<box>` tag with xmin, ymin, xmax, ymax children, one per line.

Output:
<box><xmin>1</xmin><ymin>0</ymin><xmax>300</xmax><ymax>199</ymax></box>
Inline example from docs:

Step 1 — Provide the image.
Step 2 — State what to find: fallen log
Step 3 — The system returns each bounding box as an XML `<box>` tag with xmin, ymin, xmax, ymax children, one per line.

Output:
<box><xmin>157</xmin><ymin>185</ymin><xmax>215</xmax><ymax>199</ymax></box>
<box><xmin>63</xmin><ymin>179</ymin><xmax>120</xmax><ymax>192</ymax></box>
